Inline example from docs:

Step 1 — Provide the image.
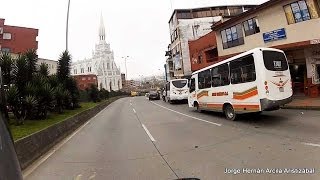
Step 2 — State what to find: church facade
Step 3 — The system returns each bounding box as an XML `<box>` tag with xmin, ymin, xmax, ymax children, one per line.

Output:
<box><xmin>71</xmin><ymin>16</ymin><xmax>122</xmax><ymax>91</ymax></box>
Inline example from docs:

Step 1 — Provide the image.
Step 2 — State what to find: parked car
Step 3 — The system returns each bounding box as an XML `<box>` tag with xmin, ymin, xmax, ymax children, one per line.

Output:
<box><xmin>148</xmin><ymin>91</ymin><xmax>160</xmax><ymax>100</ymax></box>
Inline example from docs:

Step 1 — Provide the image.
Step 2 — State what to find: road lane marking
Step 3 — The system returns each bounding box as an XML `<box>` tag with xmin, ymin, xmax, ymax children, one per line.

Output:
<box><xmin>130</xmin><ymin>103</ymin><xmax>132</xmax><ymax>106</ymax></box>
<box><xmin>142</xmin><ymin>124</ymin><xmax>156</xmax><ymax>142</ymax></box>
<box><xmin>133</xmin><ymin>108</ymin><xmax>136</xmax><ymax>113</ymax></box>
<box><xmin>302</xmin><ymin>142</ymin><xmax>320</xmax><ymax>147</ymax></box>
<box><xmin>23</xmin><ymin>105</ymin><xmax>108</xmax><ymax>179</ymax></box>
<box><xmin>88</xmin><ymin>172</ymin><xmax>96</xmax><ymax>179</ymax></box>
<box><xmin>151</xmin><ymin>101</ymin><xmax>222</xmax><ymax>127</ymax></box>
<box><xmin>74</xmin><ymin>174</ymin><xmax>83</xmax><ymax>180</ymax></box>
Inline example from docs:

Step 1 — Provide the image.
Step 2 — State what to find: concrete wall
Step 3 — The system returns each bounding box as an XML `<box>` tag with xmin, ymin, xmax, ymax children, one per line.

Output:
<box><xmin>216</xmin><ymin>0</ymin><xmax>320</xmax><ymax>56</ymax></box>
<box><xmin>14</xmin><ymin>97</ymin><xmax>124</xmax><ymax>170</ymax></box>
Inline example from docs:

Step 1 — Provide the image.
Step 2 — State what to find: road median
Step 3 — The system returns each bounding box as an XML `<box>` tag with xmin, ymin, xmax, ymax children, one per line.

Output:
<box><xmin>14</xmin><ymin>96</ymin><xmax>125</xmax><ymax>170</ymax></box>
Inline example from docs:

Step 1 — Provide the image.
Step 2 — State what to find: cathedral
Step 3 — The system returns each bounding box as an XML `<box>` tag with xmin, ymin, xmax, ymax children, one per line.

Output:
<box><xmin>71</xmin><ymin>15</ymin><xmax>122</xmax><ymax>91</ymax></box>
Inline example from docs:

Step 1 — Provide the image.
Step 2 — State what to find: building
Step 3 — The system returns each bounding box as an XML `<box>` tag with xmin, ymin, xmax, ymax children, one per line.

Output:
<box><xmin>165</xmin><ymin>5</ymin><xmax>257</xmax><ymax>80</ymax></box>
<box><xmin>212</xmin><ymin>0</ymin><xmax>320</xmax><ymax>97</ymax></box>
<box><xmin>0</xmin><ymin>18</ymin><xmax>38</xmax><ymax>55</ymax></box>
<box><xmin>188</xmin><ymin>31</ymin><xmax>218</xmax><ymax>72</ymax></box>
<box><xmin>71</xmin><ymin>15</ymin><xmax>122</xmax><ymax>91</ymax></box>
<box><xmin>37</xmin><ymin>58</ymin><xmax>58</xmax><ymax>75</ymax></box>
<box><xmin>73</xmin><ymin>74</ymin><xmax>98</xmax><ymax>90</ymax></box>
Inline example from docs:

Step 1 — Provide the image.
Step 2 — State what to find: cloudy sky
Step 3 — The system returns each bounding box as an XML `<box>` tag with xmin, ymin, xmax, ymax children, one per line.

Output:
<box><xmin>1</xmin><ymin>0</ymin><xmax>268</xmax><ymax>79</ymax></box>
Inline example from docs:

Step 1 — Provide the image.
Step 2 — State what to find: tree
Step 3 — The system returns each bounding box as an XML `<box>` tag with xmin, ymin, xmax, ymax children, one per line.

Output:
<box><xmin>6</xmin><ymin>86</ymin><xmax>25</xmax><ymax>125</ymax></box>
<box><xmin>25</xmin><ymin>49</ymin><xmax>38</xmax><ymax>82</ymax></box>
<box><xmin>53</xmin><ymin>85</ymin><xmax>65</xmax><ymax>114</ymax></box>
<box><xmin>65</xmin><ymin>77</ymin><xmax>80</xmax><ymax>108</ymax></box>
<box><xmin>0</xmin><ymin>52</ymin><xmax>13</xmax><ymax>86</ymax></box>
<box><xmin>89</xmin><ymin>84</ymin><xmax>100</xmax><ymax>102</ymax></box>
<box><xmin>13</xmin><ymin>55</ymin><xmax>28</xmax><ymax>97</ymax></box>
<box><xmin>57</xmin><ymin>50</ymin><xmax>71</xmax><ymax>82</ymax></box>
<box><xmin>39</xmin><ymin>63</ymin><xmax>49</xmax><ymax>77</ymax></box>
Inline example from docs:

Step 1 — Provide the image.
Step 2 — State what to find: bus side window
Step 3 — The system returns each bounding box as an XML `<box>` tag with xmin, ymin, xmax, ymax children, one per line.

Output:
<box><xmin>230</xmin><ymin>55</ymin><xmax>255</xmax><ymax>84</ymax></box>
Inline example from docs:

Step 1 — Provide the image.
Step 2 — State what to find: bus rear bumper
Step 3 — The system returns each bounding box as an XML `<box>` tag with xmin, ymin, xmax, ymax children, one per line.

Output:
<box><xmin>260</xmin><ymin>97</ymin><xmax>292</xmax><ymax>111</ymax></box>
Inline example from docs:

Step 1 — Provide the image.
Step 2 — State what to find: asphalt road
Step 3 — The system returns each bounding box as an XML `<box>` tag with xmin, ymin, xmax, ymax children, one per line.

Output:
<box><xmin>25</xmin><ymin>97</ymin><xmax>320</xmax><ymax>180</ymax></box>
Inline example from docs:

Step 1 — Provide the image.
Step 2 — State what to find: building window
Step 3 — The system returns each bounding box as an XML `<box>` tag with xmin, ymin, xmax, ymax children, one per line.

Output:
<box><xmin>211</xmin><ymin>64</ymin><xmax>230</xmax><ymax>87</ymax></box>
<box><xmin>81</xmin><ymin>68</ymin><xmax>84</xmax><ymax>73</ymax></box>
<box><xmin>88</xmin><ymin>77</ymin><xmax>91</xmax><ymax>80</ymax></box>
<box><xmin>3</xmin><ymin>33</ymin><xmax>12</xmax><ymax>40</ymax></box>
<box><xmin>82</xmin><ymin>77</ymin><xmax>86</xmax><ymax>81</ymax></box>
<box><xmin>230</xmin><ymin>54</ymin><xmax>256</xmax><ymax>84</ymax></box>
<box><xmin>1</xmin><ymin>48</ymin><xmax>10</xmax><ymax>53</ymax></box>
<box><xmin>107</xmin><ymin>63</ymin><xmax>110</xmax><ymax>69</ymax></box>
<box><xmin>93</xmin><ymin>77</ymin><xmax>96</xmax><ymax>80</ymax></box>
<box><xmin>284</xmin><ymin>0</ymin><xmax>320</xmax><ymax>25</ymax></box>
<box><xmin>88</xmin><ymin>67</ymin><xmax>91</xmax><ymax>72</ymax></box>
<box><xmin>221</xmin><ymin>24</ymin><xmax>244</xmax><ymax>49</ymax></box>
<box><xmin>74</xmin><ymin>69</ymin><xmax>77</xmax><ymax>74</ymax></box>
<box><xmin>198</xmin><ymin>69</ymin><xmax>211</xmax><ymax>89</ymax></box>
<box><xmin>243</xmin><ymin>18</ymin><xmax>260</xmax><ymax>36</ymax></box>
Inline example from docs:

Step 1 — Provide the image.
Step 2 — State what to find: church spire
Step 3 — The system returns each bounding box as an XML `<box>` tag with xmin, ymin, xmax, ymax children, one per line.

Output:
<box><xmin>99</xmin><ymin>13</ymin><xmax>106</xmax><ymax>41</ymax></box>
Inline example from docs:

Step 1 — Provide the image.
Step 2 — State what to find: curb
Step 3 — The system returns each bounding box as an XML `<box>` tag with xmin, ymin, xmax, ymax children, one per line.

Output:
<box><xmin>281</xmin><ymin>106</ymin><xmax>320</xmax><ymax>110</ymax></box>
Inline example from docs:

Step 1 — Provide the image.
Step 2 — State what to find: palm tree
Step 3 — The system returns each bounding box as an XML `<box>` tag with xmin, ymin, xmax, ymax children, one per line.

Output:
<box><xmin>54</xmin><ymin>85</ymin><xmax>65</xmax><ymax>114</ymax></box>
<box><xmin>36</xmin><ymin>83</ymin><xmax>54</xmax><ymax>119</ymax></box>
<box><xmin>0</xmin><ymin>52</ymin><xmax>13</xmax><ymax>86</ymax></box>
<box><xmin>25</xmin><ymin>95</ymin><xmax>38</xmax><ymax>120</ymax></box>
<box><xmin>13</xmin><ymin>55</ymin><xmax>28</xmax><ymax>97</ymax></box>
<box><xmin>6</xmin><ymin>86</ymin><xmax>25</xmax><ymax>125</ymax></box>
<box><xmin>25</xmin><ymin>49</ymin><xmax>38</xmax><ymax>82</ymax></box>
<box><xmin>39</xmin><ymin>63</ymin><xmax>49</xmax><ymax>77</ymax></box>
<box><xmin>65</xmin><ymin>77</ymin><xmax>80</xmax><ymax>108</ymax></box>
<box><xmin>57</xmin><ymin>50</ymin><xmax>71</xmax><ymax>82</ymax></box>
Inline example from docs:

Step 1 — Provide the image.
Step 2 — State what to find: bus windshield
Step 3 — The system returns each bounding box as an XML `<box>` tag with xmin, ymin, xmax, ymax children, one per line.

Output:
<box><xmin>263</xmin><ymin>50</ymin><xmax>288</xmax><ymax>71</ymax></box>
<box><xmin>172</xmin><ymin>80</ymin><xmax>187</xmax><ymax>88</ymax></box>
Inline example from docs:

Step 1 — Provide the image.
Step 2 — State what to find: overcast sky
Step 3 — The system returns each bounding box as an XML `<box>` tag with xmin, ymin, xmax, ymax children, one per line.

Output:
<box><xmin>1</xmin><ymin>0</ymin><xmax>268</xmax><ymax>79</ymax></box>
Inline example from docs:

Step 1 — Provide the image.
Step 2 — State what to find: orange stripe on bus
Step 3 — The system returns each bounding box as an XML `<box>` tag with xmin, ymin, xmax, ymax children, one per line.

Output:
<box><xmin>233</xmin><ymin>104</ymin><xmax>260</xmax><ymax>109</ymax></box>
<box><xmin>233</xmin><ymin>89</ymin><xmax>258</xmax><ymax>100</ymax></box>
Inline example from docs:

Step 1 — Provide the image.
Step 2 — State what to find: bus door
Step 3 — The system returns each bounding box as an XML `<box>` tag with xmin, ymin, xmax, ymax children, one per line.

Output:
<box><xmin>188</xmin><ymin>77</ymin><xmax>196</xmax><ymax>108</ymax></box>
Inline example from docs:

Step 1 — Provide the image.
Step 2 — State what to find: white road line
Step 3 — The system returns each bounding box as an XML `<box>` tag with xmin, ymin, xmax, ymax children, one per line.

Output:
<box><xmin>142</xmin><ymin>124</ymin><xmax>156</xmax><ymax>142</ymax></box>
<box><xmin>151</xmin><ymin>101</ymin><xmax>222</xmax><ymax>127</ymax></box>
<box><xmin>23</xmin><ymin>106</ymin><xmax>108</xmax><ymax>179</ymax></box>
<box><xmin>133</xmin><ymin>108</ymin><xmax>136</xmax><ymax>113</ymax></box>
<box><xmin>302</xmin><ymin>142</ymin><xmax>320</xmax><ymax>147</ymax></box>
<box><xmin>130</xmin><ymin>103</ymin><xmax>132</xmax><ymax>106</ymax></box>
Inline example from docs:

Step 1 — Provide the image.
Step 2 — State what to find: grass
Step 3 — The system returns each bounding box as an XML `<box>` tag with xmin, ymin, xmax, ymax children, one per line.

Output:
<box><xmin>9</xmin><ymin>101</ymin><xmax>103</xmax><ymax>141</ymax></box>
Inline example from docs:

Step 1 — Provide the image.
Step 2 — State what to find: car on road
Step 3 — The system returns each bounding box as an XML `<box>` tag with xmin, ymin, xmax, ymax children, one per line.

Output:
<box><xmin>148</xmin><ymin>91</ymin><xmax>160</xmax><ymax>100</ymax></box>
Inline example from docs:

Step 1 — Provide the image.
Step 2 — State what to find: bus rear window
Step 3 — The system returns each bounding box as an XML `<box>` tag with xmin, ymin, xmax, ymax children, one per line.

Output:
<box><xmin>172</xmin><ymin>80</ymin><xmax>187</xmax><ymax>88</ymax></box>
<box><xmin>263</xmin><ymin>51</ymin><xmax>288</xmax><ymax>71</ymax></box>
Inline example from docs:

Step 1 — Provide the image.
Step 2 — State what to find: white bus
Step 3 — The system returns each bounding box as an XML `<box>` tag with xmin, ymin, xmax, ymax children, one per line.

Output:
<box><xmin>163</xmin><ymin>79</ymin><xmax>189</xmax><ymax>103</ymax></box>
<box><xmin>188</xmin><ymin>47</ymin><xmax>292</xmax><ymax>120</ymax></box>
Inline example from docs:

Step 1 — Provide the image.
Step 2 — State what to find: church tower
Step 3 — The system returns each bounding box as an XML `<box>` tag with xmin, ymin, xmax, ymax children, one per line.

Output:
<box><xmin>99</xmin><ymin>14</ymin><xmax>106</xmax><ymax>42</ymax></box>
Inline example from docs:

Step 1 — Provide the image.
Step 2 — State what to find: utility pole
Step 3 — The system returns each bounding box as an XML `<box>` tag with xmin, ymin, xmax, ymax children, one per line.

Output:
<box><xmin>121</xmin><ymin>56</ymin><xmax>129</xmax><ymax>80</ymax></box>
<box><xmin>66</xmin><ymin>0</ymin><xmax>71</xmax><ymax>51</ymax></box>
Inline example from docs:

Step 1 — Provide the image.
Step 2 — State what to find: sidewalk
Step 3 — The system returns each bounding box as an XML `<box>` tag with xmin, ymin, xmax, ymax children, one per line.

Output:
<box><xmin>282</xmin><ymin>96</ymin><xmax>320</xmax><ymax>110</ymax></box>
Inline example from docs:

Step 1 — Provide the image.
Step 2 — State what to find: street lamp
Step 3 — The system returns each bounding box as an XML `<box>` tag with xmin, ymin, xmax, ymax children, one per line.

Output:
<box><xmin>66</xmin><ymin>0</ymin><xmax>71</xmax><ymax>51</ymax></box>
<box><xmin>121</xmin><ymin>56</ymin><xmax>129</xmax><ymax>80</ymax></box>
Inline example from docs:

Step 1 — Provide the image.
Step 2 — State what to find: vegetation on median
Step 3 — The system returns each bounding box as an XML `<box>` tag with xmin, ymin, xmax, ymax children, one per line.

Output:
<box><xmin>10</xmin><ymin>101</ymin><xmax>99</xmax><ymax>141</ymax></box>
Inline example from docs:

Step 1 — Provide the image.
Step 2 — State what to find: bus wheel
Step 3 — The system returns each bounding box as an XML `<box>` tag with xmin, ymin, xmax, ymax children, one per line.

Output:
<box><xmin>224</xmin><ymin>104</ymin><xmax>236</xmax><ymax>121</ymax></box>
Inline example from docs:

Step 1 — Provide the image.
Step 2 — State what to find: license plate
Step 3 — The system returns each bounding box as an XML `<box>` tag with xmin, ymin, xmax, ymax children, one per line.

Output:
<box><xmin>279</xmin><ymin>87</ymin><xmax>284</xmax><ymax>92</ymax></box>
